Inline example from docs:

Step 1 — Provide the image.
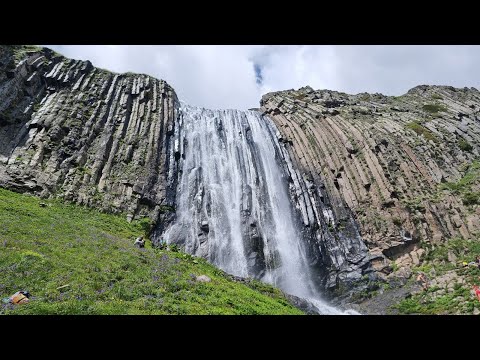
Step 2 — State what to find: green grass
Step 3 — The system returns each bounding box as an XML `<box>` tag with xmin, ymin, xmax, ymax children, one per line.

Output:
<box><xmin>395</xmin><ymin>286</ymin><xmax>473</xmax><ymax>315</ymax></box>
<box><xmin>422</xmin><ymin>103</ymin><xmax>447</xmax><ymax>114</ymax></box>
<box><xmin>462</xmin><ymin>192</ymin><xmax>480</xmax><ymax>206</ymax></box>
<box><xmin>405</xmin><ymin>122</ymin><xmax>438</xmax><ymax>143</ymax></box>
<box><xmin>424</xmin><ymin>237</ymin><xmax>480</xmax><ymax>264</ymax></box>
<box><xmin>0</xmin><ymin>188</ymin><xmax>302</xmax><ymax>315</ymax></box>
<box><xmin>394</xmin><ymin>237</ymin><xmax>480</xmax><ymax>314</ymax></box>
<box><xmin>440</xmin><ymin>161</ymin><xmax>480</xmax><ymax>193</ymax></box>
<box><xmin>402</xmin><ymin>196</ymin><xmax>426</xmax><ymax>214</ymax></box>
<box><xmin>11</xmin><ymin>45</ymin><xmax>43</xmax><ymax>64</ymax></box>
<box><xmin>440</xmin><ymin>161</ymin><xmax>480</xmax><ymax>207</ymax></box>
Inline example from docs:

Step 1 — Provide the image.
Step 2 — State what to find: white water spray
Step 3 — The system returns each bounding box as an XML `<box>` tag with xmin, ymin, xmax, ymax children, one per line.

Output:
<box><xmin>163</xmin><ymin>104</ymin><xmax>358</xmax><ymax>315</ymax></box>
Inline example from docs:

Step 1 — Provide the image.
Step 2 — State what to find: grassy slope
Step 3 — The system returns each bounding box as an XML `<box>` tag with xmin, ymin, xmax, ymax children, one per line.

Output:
<box><xmin>0</xmin><ymin>188</ymin><xmax>302</xmax><ymax>315</ymax></box>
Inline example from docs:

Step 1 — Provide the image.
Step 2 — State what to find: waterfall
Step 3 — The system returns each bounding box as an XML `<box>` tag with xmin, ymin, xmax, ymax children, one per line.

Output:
<box><xmin>161</xmin><ymin>104</ymin><xmax>357</xmax><ymax>315</ymax></box>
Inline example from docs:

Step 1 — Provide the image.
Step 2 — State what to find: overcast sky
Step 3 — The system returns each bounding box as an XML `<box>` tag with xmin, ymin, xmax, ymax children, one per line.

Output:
<box><xmin>47</xmin><ymin>45</ymin><xmax>480</xmax><ymax>110</ymax></box>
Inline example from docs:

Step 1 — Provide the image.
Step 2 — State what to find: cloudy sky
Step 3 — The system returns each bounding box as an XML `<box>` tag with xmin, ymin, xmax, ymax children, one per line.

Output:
<box><xmin>47</xmin><ymin>45</ymin><xmax>480</xmax><ymax>110</ymax></box>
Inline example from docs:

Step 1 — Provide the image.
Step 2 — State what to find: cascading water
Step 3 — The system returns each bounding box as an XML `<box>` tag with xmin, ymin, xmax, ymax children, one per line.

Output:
<box><xmin>161</xmin><ymin>103</ymin><xmax>358</xmax><ymax>315</ymax></box>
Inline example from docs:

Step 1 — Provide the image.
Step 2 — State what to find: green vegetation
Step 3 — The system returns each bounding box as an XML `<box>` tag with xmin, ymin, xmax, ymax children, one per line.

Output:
<box><xmin>424</xmin><ymin>237</ymin><xmax>480</xmax><ymax>264</ymax></box>
<box><xmin>159</xmin><ymin>205</ymin><xmax>175</xmax><ymax>214</ymax></box>
<box><xmin>390</xmin><ymin>261</ymin><xmax>399</xmax><ymax>272</ymax></box>
<box><xmin>134</xmin><ymin>217</ymin><xmax>155</xmax><ymax>238</ymax></box>
<box><xmin>458</xmin><ymin>139</ymin><xmax>473</xmax><ymax>152</ymax></box>
<box><xmin>422</xmin><ymin>103</ymin><xmax>447</xmax><ymax>114</ymax></box>
<box><xmin>395</xmin><ymin>285</ymin><xmax>473</xmax><ymax>314</ymax></box>
<box><xmin>392</xmin><ymin>217</ymin><xmax>402</xmax><ymax>227</ymax></box>
<box><xmin>76</xmin><ymin>166</ymin><xmax>91</xmax><ymax>175</ymax></box>
<box><xmin>440</xmin><ymin>161</ymin><xmax>480</xmax><ymax>206</ymax></box>
<box><xmin>431</xmin><ymin>94</ymin><xmax>443</xmax><ymax>100</ymax></box>
<box><xmin>402</xmin><ymin>195</ymin><xmax>426</xmax><ymax>213</ymax></box>
<box><xmin>11</xmin><ymin>45</ymin><xmax>43</xmax><ymax>64</ymax></box>
<box><xmin>293</xmin><ymin>93</ymin><xmax>307</xmax><ymax>100</ymax></box>
<box><xmin>372</xmin><ymin>214</ymin><xmax>389</xmax><ymax>231</ymax></box>
<box><xmin>405</xmin><ymin>122</ymin><xmax>439</xmax><ymax>143</ymax></box>
<box><xmin>463</xmin><ymin>192</ymin><xmax>480</xmax><ymax>206</ymax></box>
<box><xmin>0</xmin><ymin>188</ymin><xmax>302</xmax><ymax>315</ymax></box>
<box><xmin>394</xmin><ymin>237</ymin><xmax>480</xmax><ymax>314</ymax></box>
<box><xmin>440</xmin><ymin>161</ymin><xmax>480</xmax><ymax>193</ymax></box>
<box><xmin>327</xmin><ymin>222</ymin><xmax>334</xmax><ymax>232</ymax></box>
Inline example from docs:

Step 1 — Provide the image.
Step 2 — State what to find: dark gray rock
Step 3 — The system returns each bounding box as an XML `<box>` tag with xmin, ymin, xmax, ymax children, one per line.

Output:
<box><xmin>283</xmin><ymin>294</ymin><xmax>320</xmax><ymax>315</ymax></box>
<box><xmin>200</xmin><ymin>221</ymin><xmax>209</xmax><ymax>232</ymax></box>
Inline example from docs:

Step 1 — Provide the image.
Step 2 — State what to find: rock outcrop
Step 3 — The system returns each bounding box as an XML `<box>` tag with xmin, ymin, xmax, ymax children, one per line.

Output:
<box><xmin>260</xmin><ymin>85</ymin><xmax>480</xmax><ymax>294</ymax></box>
<box><xmin>2</xmin><ymin>45</ymin><xmax>480</xmax><ymax>304</ymax></box>
<box><xmin>0</xmin><ymin>45</ymin><xmax>180</xmax><ymax>226</ymax></box>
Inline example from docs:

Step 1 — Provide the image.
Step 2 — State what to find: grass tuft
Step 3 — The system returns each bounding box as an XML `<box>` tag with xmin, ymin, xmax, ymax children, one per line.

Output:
<box><xmin>406</xmin><ymin>122</ymin><xmax>439</xmax><ymax>143</ymax></box>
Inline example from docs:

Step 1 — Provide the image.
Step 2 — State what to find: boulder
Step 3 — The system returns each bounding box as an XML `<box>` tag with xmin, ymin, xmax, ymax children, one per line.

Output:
<box><xmin>134</xmin><ymin>237</ymin><xmax>145</xmax><ymax>248</ymax></box>
<box><xmin>196</xmin><ymin>275</ymin><xmax>211</xmax><ymax>283</ymax></box>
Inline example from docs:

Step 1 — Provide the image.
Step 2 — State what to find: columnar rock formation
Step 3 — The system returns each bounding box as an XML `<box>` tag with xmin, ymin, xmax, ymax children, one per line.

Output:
<box><xmin>2</xmin><ymin>45</ymin><xmax>480</xmax><ymax>302</ymax></box>
<box><xmin>260</xmin><ymin>85</ymin><xmax>480</xmax><ymax>286</ymax></box>
<box><xmin>0</xmin><ymin>45</ymin><xmax>180</xmax><ymax>226</ymax></box>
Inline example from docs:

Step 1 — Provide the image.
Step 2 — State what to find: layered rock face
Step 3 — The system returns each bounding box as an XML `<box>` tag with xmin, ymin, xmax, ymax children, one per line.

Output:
<box><xmin>0</xmin><ymin>45</ymin><xmax>179</xmax><ymax>225</ymax></box>
<box><xmin>260</xmin><ymin>85</ymin><xmax>480</xmax><ymax>288</ymax></box>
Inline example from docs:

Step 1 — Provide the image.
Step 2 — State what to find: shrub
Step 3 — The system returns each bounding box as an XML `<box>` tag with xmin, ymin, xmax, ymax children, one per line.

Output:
<box><xmin>422</xmin><ymin>103</ymin><xmax>447</xmax><ymax>113</ymax></box>
<box><xmin>458</xmin><ymin>139</ymin><xmax>473</xmax><ymax>152</ymax></box>
<box><xmin>462</xmin><ymin>192</ymin><xmax>480</xmax><ymax>206</ymax></box>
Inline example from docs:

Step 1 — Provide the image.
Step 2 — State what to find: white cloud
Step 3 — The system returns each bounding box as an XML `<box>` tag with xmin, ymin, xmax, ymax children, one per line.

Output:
<box><xmin>46</xmin><ymin>45</ymin><xmax>263</xmax><ymax>110</ymax></box>
<box><xmin>45</xmin><ymin>45</ymin><xmax>480</xmax><ymax>110</ymax></box>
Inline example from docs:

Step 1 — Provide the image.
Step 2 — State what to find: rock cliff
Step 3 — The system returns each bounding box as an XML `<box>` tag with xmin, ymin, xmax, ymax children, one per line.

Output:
<box><xmin>0</xmin><ymin>45</ymin><xmax>180</xmax><ymax>228</ymax></box>
<box><xmin>260</xmin><ymin>85</ymin><xmax>480</xmax><ymax>299</ymax></box>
